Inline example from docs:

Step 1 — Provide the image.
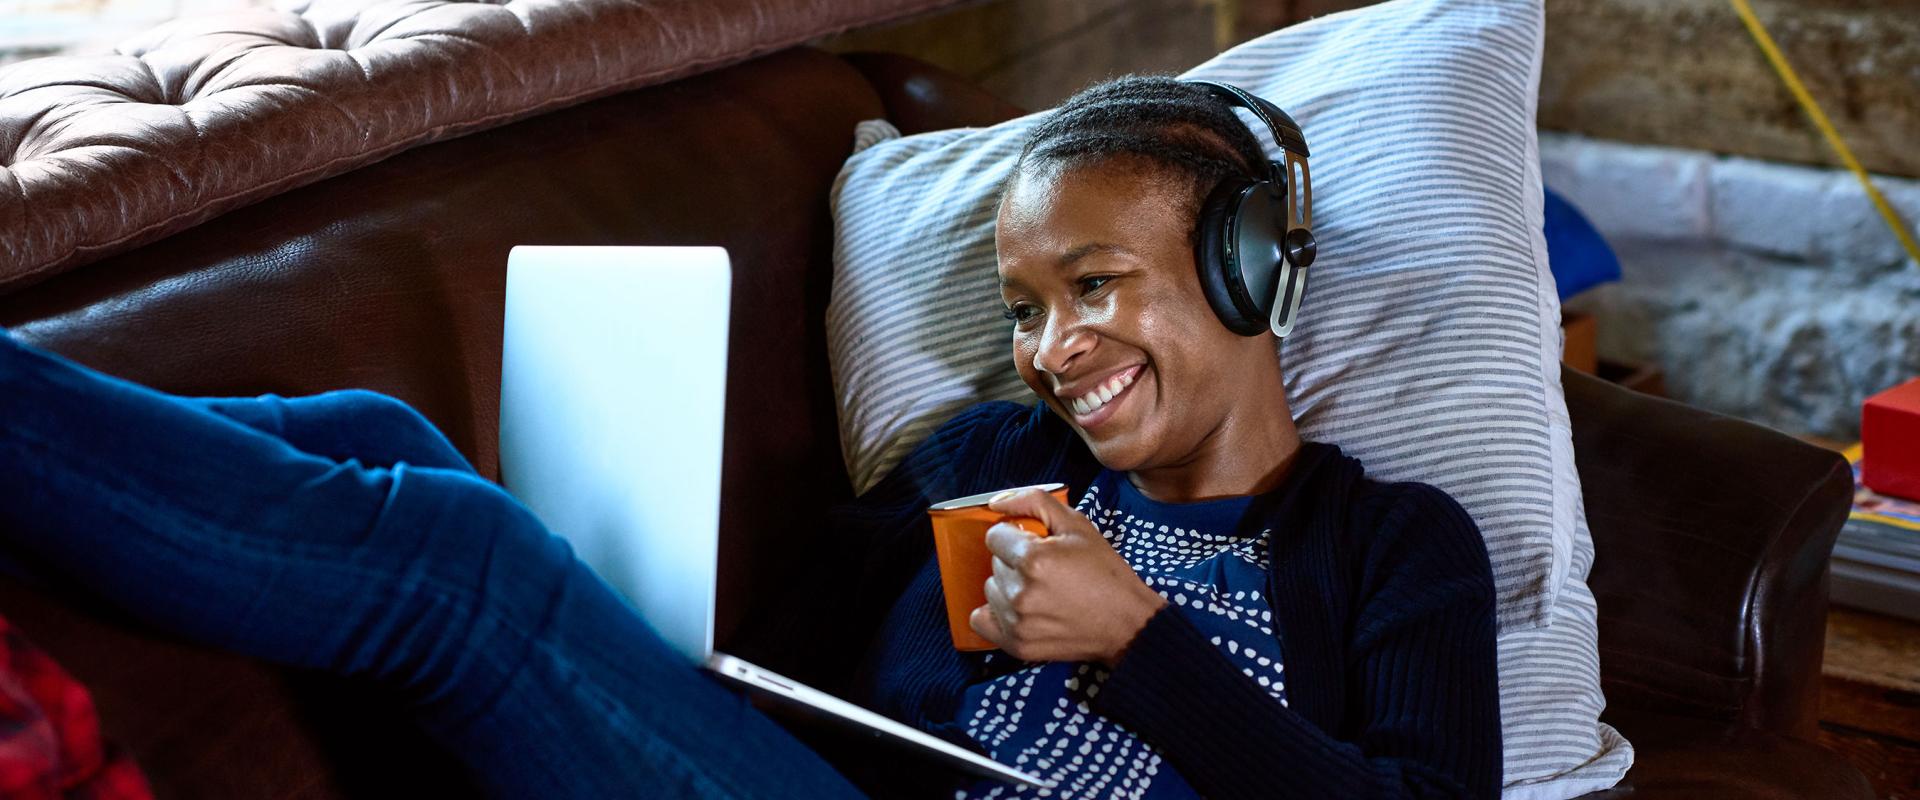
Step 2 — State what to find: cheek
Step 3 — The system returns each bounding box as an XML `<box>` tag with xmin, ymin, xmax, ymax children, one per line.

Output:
<box><xmin>1152</xmin><ymin>267</ymin><xmax>1235</xmax><ymax>345</ymax></box>
<box><xmin>1011</xmin><ymin>332</ymin><xmax>1044</xmax><ymax>390</ymax></box>
<box><xmin>1083</xmin><ymin>292</ymin><xmax>1120</xmax><ymax>327</ymax></box>
<box><xmin>1120</xmin><ymin>280</ymin><xmax>1192</xmax><ymax>349</ymax></box>
<box><xmin>1132</xmin><ymin>282</ymin><xmax>1232</xmax><ymax>397</ymax></box>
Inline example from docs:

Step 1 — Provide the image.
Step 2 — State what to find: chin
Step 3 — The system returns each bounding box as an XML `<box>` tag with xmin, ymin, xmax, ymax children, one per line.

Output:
<box><xmin>1044</xmin><ymin>400</ymin><xmax>1149</xmax><ymax>470</ymax></box>
<box><xmin>1079</xmin><ymin>432</ymin><xmax>1151</xmax><ymax>473</ymax></box>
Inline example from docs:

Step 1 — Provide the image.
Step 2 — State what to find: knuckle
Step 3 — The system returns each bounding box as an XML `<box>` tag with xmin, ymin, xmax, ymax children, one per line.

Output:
<box><xmin>1009</xmin><ymin>593</ymin><xmax>1032</xmax><ymax>617</ymax></box>
<box><xmin>1022</xmin><ymin>548</ymin><xmax>1052</xmax><ymax>580</ymax></box>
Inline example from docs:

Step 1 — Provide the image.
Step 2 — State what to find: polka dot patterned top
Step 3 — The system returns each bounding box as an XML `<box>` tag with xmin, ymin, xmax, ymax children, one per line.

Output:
<box><xmin>955</xmin><ymin>469</ymin><xmax>1287</xmax><ymax>799</ymax></box>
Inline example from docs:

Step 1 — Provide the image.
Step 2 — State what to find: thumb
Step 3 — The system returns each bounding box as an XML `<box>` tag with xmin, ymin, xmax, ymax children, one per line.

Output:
<box><xmin>987</xmin><ymin>485</ymin><xmax>1084</xmax><ymax>538</ymax></box>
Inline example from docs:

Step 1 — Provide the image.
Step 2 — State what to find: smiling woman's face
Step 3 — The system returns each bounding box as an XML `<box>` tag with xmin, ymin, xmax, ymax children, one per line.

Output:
<box><xmin>996</xmin><ymin>159</ymin><xmax>1283</xmax><ymax>475</ymax></box>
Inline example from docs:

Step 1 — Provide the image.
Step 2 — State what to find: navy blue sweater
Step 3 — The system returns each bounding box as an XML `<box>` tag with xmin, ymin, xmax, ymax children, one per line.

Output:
<box><xmin>818</xmin><ymin>401</ymin><xmax>1501</xmax><ymax>799</ymax></box>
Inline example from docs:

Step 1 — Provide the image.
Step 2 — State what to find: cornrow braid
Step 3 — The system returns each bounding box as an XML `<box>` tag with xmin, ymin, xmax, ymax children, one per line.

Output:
<box><xmin>1008</xmin><ymin>74</ymin><xmax>1272</xmax><ymax>244</ymax></box>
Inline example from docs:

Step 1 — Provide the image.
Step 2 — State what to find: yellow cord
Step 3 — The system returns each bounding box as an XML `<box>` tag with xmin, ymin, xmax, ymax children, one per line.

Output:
<box><xmin>1729</xmin><ymin>0</ymin><xmax>1920</xmax><ymax>268</ymax></box>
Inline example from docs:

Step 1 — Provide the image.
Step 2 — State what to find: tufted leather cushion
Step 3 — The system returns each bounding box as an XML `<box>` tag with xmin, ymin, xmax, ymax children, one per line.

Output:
<box><xmin>0</xmin><ymin>0</ymin><xmax>958</xmax><ymax>294</ymax></box>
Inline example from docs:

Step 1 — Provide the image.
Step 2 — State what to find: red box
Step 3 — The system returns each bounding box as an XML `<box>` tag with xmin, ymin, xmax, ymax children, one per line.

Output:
<box><xmin>1863</xmin><ymin>377</ymin><xmax>1920</xmax><ymax>502</ymax></box>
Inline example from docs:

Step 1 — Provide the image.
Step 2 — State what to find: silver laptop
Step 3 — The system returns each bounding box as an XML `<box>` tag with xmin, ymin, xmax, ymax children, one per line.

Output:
<box><xmin>498</xmin><ymin>246</ymin><xmax>1049</xmax><ymax>791</ymax></box>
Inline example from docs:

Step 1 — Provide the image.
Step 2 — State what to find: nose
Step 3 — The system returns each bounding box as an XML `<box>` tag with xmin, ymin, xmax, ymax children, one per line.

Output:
<box><xmin>1033</xmin><ymin>311</ymin><xmax>1095</xmax><ymax>379</ymax></box>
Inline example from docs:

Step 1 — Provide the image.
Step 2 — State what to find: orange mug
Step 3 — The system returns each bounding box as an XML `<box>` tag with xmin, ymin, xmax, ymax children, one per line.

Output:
<box><xmin>927</xmin><ymin>483</ymin><xmax>1071</xmax><ymax>651</ymax></box>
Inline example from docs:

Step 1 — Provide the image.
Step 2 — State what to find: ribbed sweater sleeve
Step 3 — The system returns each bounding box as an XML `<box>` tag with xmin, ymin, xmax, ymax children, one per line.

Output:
<box><xmin>1090</xmin><ymin>482</ymin><xmax>1502</xmax><ymax>800</ymax></box>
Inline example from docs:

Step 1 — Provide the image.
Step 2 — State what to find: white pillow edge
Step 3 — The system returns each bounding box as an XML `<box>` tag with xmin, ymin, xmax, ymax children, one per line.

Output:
<box><xmin>1514</xmin><ymin>0</ymin><xmax>1576</xmax><ymax>614</ymax></box>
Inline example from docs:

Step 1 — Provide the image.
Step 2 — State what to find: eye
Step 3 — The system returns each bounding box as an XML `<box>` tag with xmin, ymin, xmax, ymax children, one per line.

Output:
<box><xmin>1077</xmin><ymin>275</ymin><xmax>1114</xmax><ymax>295</ymax></box>
<box><xmin>1002</xmin><ymin>303</ymin><xmax>1042</xmax><ymax>325</ymax></box>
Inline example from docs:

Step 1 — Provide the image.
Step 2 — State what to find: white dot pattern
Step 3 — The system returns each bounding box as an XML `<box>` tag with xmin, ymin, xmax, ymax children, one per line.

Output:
<box><xmin>954</xmin><ymin>472</ymin><xmax>1287</xmax><ymax>799</ymax></box>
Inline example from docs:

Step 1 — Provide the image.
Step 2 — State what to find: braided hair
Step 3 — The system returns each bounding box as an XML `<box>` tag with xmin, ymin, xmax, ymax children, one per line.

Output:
<box><xmin>1006</xmin><ymin>74</ymin><xmax>1271</xmax><ymax>243</ymax></box>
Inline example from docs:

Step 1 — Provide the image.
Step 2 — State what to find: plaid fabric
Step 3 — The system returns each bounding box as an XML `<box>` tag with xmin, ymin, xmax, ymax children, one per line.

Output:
<box><xmin>0</xmin><ymin>615</ymin><xmax>152</xmax><ymax>800</ymax></box>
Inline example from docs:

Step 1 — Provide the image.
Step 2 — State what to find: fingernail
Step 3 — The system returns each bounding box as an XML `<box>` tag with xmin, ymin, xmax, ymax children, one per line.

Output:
<box><xmin>989</xmin><ymin>490</ymin><xmax>1015</xmax><ymax>504</ymax></box>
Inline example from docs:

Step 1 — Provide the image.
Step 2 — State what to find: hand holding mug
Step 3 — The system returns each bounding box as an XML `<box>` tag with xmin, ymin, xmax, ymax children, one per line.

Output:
<box><xmin>967</xmin><ymin>486</ymin><xmax>1166</xmax><ymax>665</ymax></box>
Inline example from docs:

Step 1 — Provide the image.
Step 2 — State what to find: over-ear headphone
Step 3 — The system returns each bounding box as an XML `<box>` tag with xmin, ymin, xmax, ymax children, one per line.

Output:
<box><xmin>1183</xmin><ymin>80</ymin><xmax>1317</xmax><ymax>338</ymax></box>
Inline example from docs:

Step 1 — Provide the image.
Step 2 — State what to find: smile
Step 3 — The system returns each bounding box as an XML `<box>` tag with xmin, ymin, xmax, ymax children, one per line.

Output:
<box><xmin>1064</xmin><ymin>365</ymin><xmax>1144</xmax><ymax>421</ymax></box>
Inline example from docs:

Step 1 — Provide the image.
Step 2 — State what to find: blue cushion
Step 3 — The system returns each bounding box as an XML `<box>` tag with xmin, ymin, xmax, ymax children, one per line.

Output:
<box><xmin>1543</xmin><ymin>185</ymin><xmax>1621</xmax><ymax>301</ymax></box>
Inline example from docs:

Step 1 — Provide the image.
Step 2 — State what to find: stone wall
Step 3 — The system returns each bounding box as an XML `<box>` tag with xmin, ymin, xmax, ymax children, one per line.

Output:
<box><xmin>1545</xmin><ymin>132</ymin><xmax>1920</xmax><ymax>440</ymax></box>
<box><xmin>1539</xmin><ymin>0</ymin><xmax>1920</xmax><ymax>179</ymax></box>
<box><xmin>1267</xmin><ymin>0</ymin><xmax>1920</xmax><ymax>178</ymax></box>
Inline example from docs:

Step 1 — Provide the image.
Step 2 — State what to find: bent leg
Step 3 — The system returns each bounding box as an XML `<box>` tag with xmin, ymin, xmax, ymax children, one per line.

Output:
<box><xmin>0</xmin><ymin>333</ymin><xmax>861</xmax><ymax>799</ymax></box>
<box><xmin>194</xmin><ymin>390</ymin><xmax>477</xmax><ymax>474</ymax></box>
<box><xmin>337</xmin><ymin>470</ymin><xmax>866</xmax><ymax>799</ymax></box>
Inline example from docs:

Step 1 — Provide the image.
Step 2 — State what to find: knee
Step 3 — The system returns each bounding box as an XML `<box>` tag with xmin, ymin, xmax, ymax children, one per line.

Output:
<box><xmin>327</xmin><ymin>470</ymin><xmax>577</xmax><ymax>696</ymax></box>
<box><xmin>298</xmin><ymin>389</ymin><xmax>474</xmax><ymax>471</ymax></box>
<box><xmin>401</xmin><ymin>471</ymin><xmax>579</xmax><ymax>598</ymax></box>
<box><xmin>313</xmin><ymin>388</ymin><xmax>425</xmax><ymax>426</ymax></box>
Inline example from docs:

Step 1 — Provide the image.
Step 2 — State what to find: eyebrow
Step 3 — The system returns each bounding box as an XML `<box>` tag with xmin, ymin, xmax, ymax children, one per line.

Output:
<box><xmin>999</xmin><ymin>241</ymin><xmax>1131</xmax><ymax>287</ymax></box>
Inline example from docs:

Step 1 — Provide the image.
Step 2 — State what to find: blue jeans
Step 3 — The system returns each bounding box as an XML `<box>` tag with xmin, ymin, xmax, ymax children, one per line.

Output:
<box><xmin>0</xmin><ymin>331</ymin><xmax>864</xmax><ymax>799</ymax></box>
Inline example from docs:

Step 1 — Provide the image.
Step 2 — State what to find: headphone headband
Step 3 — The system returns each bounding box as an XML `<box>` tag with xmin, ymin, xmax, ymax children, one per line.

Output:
<box><xmin>1183</xmin><ymin>80</ymin><xmax>1311</xmax><ymax>159</ymax></box>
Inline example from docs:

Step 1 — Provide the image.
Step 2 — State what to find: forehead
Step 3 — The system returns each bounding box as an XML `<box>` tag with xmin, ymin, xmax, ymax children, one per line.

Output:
<box><xmin>995</xmin><ymin>161</ymin><xmax>1191</xmax><ymax>272</ymax></box>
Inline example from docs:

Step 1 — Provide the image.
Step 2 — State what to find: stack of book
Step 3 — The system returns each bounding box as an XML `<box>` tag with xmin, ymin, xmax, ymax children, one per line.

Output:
<box><xmin>1832</xmin><ymin>444</ymin><xmax>1920</xmax><ymax>622</ymax></box>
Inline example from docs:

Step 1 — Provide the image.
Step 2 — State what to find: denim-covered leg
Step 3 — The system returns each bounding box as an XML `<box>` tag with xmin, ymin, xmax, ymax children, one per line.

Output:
<box><xmin>194</xmin><ymin>390</ymin><xmax>477</xmax><ymax>474</ymax></box>
<box><xmin>0</xmin><ymin>333</ymin><xmax>863</xmax><ymax>799</ymax></box>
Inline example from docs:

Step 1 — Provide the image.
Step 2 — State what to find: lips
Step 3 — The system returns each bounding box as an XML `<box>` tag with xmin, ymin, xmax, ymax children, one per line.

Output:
<box><xmin>1058</xmin><ymin>365</ymin><xmax>1144</xmax><ymax>425</ymax></box>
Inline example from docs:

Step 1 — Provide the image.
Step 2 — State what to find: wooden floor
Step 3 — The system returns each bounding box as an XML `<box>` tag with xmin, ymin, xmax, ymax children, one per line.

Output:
<box><xmin>1821</xmin><ymin>606</ymin><xmax>1920</xmax><ymax>799</ymax></box>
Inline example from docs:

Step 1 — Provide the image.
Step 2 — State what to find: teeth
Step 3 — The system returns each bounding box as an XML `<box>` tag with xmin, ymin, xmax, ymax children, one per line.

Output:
<box><xmin>1066</xmin><ymin>368</ymin><xmax>1138</xmax><ymax>417</ymax></box>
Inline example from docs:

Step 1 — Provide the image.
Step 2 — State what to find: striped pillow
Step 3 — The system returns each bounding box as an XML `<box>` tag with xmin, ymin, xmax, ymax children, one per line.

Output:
<box><xmin>829</xmin><ymin>0</ymin><xmax>1632</xmax><ymax>793</ymax></box>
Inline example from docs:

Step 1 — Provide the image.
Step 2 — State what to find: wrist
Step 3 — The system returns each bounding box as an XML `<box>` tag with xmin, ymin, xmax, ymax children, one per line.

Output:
<box><xmin>1104</xmin><ymin>585</ymin><xmax>1168</xmax><ymax>667</ymax></box>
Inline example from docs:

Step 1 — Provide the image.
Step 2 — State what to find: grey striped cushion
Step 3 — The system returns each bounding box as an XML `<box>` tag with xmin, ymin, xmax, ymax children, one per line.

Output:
<box><xmin>829</xmin><ymin>0</ymin><xmax>1631</xmax><ymax>793</ymax></box>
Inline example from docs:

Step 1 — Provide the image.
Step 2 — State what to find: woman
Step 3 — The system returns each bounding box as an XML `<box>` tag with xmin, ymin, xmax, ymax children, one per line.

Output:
<box><xmin>0</xmin><ymin>76</ymin><xmax>1498</xmax><ymax>799</ymax></box>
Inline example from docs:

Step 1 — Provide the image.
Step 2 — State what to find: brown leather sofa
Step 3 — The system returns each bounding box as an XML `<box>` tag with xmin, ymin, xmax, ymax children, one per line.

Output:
<box><xmin>0</xmin><ymin>2</ymin><xmax>1874</xmax><ymax>797</ymax></box>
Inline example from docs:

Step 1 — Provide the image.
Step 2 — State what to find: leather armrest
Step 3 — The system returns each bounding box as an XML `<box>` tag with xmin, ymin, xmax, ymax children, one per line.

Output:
<box><xmin>1564</xmin><ymin>366</ymin><xmax>1853</xmax><ymax>737</ymax></box>
<box><xmin>841</xmin><ymin>52</ymin><xmax>1025</xmax><ymax>134</ymax></box>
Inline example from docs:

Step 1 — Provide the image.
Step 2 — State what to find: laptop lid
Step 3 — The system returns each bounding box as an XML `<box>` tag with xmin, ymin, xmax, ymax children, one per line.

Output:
<box><xmin>498</xmin><ymin>245</ymin><xmax>730</xmax><ymax>664</ymax></box>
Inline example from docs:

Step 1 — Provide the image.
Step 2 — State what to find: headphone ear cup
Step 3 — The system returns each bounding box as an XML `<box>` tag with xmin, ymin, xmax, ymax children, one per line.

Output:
<box><xmin>1194</xmin><ymin>178</ymin><xmax>1270</xmax><ymax>336</ymax></box>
